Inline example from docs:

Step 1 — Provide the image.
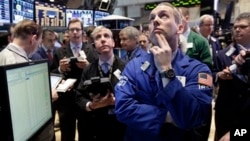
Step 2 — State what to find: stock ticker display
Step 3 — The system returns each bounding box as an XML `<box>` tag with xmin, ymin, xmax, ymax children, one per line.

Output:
<box><xmin>0</xmin><ymin>0</ymin><xmax>10</xmax><ymax>24</ymax></box>
<box><xmin>12</xmin><ymin>0</ymin><xmax>34</xmax><ymax>23</ymax></box>
<box><xmin>35</xmin><ymin>1</ymin><xmax>66</xmax><ymax>27</ymax></box>
<box><xmin>66</xmin><ymin>9</ymin><xmax>93</xmax><ymax>27</ymax></box>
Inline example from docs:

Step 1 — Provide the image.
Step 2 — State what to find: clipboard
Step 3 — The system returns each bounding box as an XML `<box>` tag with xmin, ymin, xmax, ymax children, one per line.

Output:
<box><xmin>83</xmin><ymin>77</ymin><xmax>113</xmax><ymax>97</ymax></box>
<box><xmin>50</xmin><ymin>73</ymin><xmax>63</xmax><ymax>89</ymax></box>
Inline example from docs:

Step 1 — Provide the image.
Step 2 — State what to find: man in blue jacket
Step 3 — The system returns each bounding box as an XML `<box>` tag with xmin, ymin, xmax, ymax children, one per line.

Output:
<box><xmin>114</xmin><ymin>2</ymin><xmax>213</xmax><ymax>141</ymax></box>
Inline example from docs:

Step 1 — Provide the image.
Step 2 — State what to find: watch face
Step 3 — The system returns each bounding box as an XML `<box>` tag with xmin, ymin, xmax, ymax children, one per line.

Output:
<box><xmin>166</xmin><ymin>69</ymin><xmax>175</xmax><ymax>78</ymax></box>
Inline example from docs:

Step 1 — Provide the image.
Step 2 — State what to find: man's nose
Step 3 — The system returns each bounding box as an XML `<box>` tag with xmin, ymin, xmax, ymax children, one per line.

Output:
<box><xmin>153</xmin><ymin>16</ymin><xmax>160</xmax><ymax>26</ymax></box>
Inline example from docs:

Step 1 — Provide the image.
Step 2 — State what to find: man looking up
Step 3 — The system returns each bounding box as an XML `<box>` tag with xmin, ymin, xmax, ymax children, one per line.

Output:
<box><xmin>75</xmin><ymin>26</ymin><xmax>126</xmax><ymax>141</ymax></box>
<box><xmin>115</xmin><ymin>2</ymin><xmax>213</xmax><ymax>141</ymax></box>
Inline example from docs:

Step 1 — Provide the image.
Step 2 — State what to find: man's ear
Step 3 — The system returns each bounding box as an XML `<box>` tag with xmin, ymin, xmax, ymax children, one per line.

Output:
<box><xmin>177</xmin><ymin>24</ymin><xmax>184</xmax><ymax>34</ymax></box>
<box><xmin>31</xmin><ymin>35</ymin><xmax>37</xmax><ymax>44</ymax></box>
<box><xmin>110</xmin><ymin>38</ymin><xmax>115</xmax><ymax>48</ymax></box>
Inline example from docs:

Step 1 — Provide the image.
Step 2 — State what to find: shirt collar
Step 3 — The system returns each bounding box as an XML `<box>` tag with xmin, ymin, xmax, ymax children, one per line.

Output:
<box><xmin>70</xmin><ymin>42</ymin><xmax>82</xmax><ymax>50</ymax></box>
<box><xmin>41</xmin><ymin>44</ymin><xmax>53</xmax><ymax>52</ymax></box>
<box><xmin>8</xmin><ymin>43</ymin><xmax>30</xmax><ymax>59</ymax></box>
<box><xmin>99</xmin><ymin>55</ymin><xmax>114</xmax><ymax>66</ymax></box>
<box><xmin>183</xmin><ymin>27</ymin><xmax>191</xmax><ymax>39</ymax></box>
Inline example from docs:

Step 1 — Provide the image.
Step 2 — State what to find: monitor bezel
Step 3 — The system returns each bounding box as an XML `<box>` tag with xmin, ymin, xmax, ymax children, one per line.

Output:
<box><xmin>0</xmin><ymin>60</ymin><xmax>53</xmax><ymax>141</ymax></box>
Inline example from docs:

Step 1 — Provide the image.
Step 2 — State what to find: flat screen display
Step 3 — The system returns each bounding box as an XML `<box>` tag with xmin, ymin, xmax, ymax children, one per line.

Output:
<box><xmin>0</xmin><ymin>60</ymin><xmax>53</xmax><ymax>141</ymax></box>
<box><xmin>94</xmin><ymin>10</ymin><xmax>109</xmax><ymax>21</ymax></box>
<box><xmin>0</xmin><ymin>0</ymin><xmax>11</xmax><ymax>24</ymax></box>
<box><xmin>66</xmin><ymin>9</ymin><xmax>93</xmax><ymax>27</ymax></box>
<box><xmin>12</xmin><ymin>0</ymin><xmax>34</xmax><ymax>23</ymax></box>
<box><xmin>35</xmin><ymin>1</ymin><xmax>66</xmax><ymax>27</ymax></box>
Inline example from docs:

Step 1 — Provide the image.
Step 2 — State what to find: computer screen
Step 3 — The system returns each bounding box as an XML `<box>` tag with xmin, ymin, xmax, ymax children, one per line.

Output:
<box><xmin>35</xmin><ymin>1</ymin><xmax>66</xmax><ymax>27</ymax></box>
<box><xmin>94</xmin><ymin>10</ymin><xmax>109</xmax><ymax>21</ymax></box>
<box><xmin>66</xmin><ymin>9</ymin><xmax>93</xmax><ymax>27</ymax></box>
<box><xmin>12</xmin><ymin>0</ymin><xmax>34</xmax><ymax>23</ymax></box>
<box><xmin>0</xmin><ymin>0</ymin><xmax>11</xmax><ymax>24</ymax></box>
<box><xmin>0</xmin><ymin>60</ymin><xmax>53</xmax><ymax>141</ymax></box>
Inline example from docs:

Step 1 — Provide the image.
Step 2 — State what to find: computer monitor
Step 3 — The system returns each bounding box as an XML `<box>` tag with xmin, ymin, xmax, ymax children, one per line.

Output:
<box><xmin>0</xmin><ymin>60</ymin><xmax>54</xmax><ymax>141</ymax></box>
<box><xmin>66</xmin><ymin>9</ymin><xmax>93</xmax><ymax>27</ymax></box>
<box><xmin>94</xmin><ymin>10</ymin><xmax>109</xmax><ymax>25</ymax></box>
<box><xmin>35</xmin><ymin>1</ymin><xmax>66</xmax><ymax>27</ymax></box>
<box><xmin>12</xmin><ymin>0</ymin><xmax>35</xmax><ymax>23</ymax></box>
<box><xmin>0</xmin><ymin>0</ymin><xmax>11</xmax><ymax>24</ymax></box>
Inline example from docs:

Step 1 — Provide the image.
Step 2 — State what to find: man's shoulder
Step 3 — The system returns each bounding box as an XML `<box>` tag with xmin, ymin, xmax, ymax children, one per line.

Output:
<box><xmin>189</xmin><ymin>31</ymin><xmax>207</xmax><ymax>42</ymax></box>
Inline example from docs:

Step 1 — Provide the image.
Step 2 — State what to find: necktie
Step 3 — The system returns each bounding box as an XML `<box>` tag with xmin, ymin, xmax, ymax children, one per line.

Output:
<box><xmin>101</xmin><ymin>63</ymin><xmax>109</xmax><ymax>74</ymax></box>
<box><xmin>47</xmin><ymin>49</ymin><xmax>53</xmax><ymax>62</ymax></box>
<box><xmin>73</xmin><ymin>47</ymin><xmax>80</xmax><ymax>57</ymax></box>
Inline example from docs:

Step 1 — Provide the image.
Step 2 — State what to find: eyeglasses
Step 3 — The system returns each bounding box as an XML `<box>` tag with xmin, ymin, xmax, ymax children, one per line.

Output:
<box><xmin>233</xmin><ymin>25</ymin><xmax>250</xmax><ymax>30</ymax></box>
<box><xmin>139</xmin><ymin>40</ymin><xmax>147</xmax><ymax>43</ymax></box>
<box><xmin>68</xmin><ymin>28</ymin><xmax>82</xmax><ymax>32</ymax></box>
<box><xmin>202</xmin><ymin>24</ymin><xmax>214</xmax><ymax>27</ymax></box>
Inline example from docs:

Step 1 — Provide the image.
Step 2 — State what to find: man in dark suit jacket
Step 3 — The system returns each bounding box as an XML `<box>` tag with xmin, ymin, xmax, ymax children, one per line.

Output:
<box><xmin>50</xmin><ymin>19</ymin><xmax>98</xmax><ymax>141</ymax></box>
<box><xmin>199</xmin><ymin>14</ymin><xmax>222</xmax><ymax>83</ymax></box>
<box><xmin>214</xmin><ymin>12</ymin><xmax>250</xmax><ymax>141</ymax></box>
<box><xmin>31</xmin><ymin>29</ymin><xmax>59</xmax><ymax>70</ymax></box>
<box><xmin>75</xmin><ymin>26</ymin><xmax>126</xmax><ymax>141</ymax></box>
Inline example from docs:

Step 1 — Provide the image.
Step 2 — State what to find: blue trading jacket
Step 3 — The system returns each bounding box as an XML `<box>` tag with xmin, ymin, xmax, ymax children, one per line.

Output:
<box><xmin>120</xmin><ymin>45</ymin><xmax>147</xmax><ymax>63</ymax></box>
<box><xmin>115</xmin><ymin>49</ymin><xmax>213</xmax><ymax>141</ymax></box>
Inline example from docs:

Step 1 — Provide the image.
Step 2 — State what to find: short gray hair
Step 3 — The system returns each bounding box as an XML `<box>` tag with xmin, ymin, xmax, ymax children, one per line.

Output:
<box><xmin>119</xmin><ymin>26</ymin><xmax>140</xmax><ymax>40</ymax></box>
<box><xmin>199</xmin><ymin>14</ymin><xmax>214</xmax><ymax>26</ymax></box>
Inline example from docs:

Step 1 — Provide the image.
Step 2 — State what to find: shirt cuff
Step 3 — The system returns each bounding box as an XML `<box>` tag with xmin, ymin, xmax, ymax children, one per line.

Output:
<box><xmin>86</xmin><ymin>101</ymin><xmax>92</xmax><ymax>111</ymax></box>
<box><xmin>162</xmin><ymin>77</ymin><xmax>170</xmax><ymax>87</ymax></box>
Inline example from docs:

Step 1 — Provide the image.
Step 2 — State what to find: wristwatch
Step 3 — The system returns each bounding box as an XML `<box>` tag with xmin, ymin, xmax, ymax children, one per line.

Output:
<box><xmin>160</xmin><ymin>69</ymin><xmax>175</xmax><ymax>79</ymax></box>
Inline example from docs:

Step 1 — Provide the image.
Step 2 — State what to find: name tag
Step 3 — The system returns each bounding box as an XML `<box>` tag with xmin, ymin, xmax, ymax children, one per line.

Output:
<box><xmin>187</xmin><ymin>42</ymin><xmax>193</xmax><ymax>48</ymax></box>
<box><xmin>140</xmin><ymin>61</ymin><xmax>150</xmax><ymax>71</ymax></box>
<box><xmin>226</xmin><ymin>47</ymin><xmax>236</xmax><ymax>56</ymax></box>
<box><xmin>113</xmin><ymin>69</ymin><xmax>121</xmax><ymax>80</ymax></box>
<box><xmin>176</xmin><ymin>76</ymin><xmax>186</xmax><ymax>86</ymax></box>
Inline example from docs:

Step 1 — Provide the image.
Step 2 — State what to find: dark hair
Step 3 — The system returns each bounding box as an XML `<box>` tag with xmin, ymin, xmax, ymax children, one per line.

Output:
<box><xmin>85</xmin><ymin>26</ymin><xmax>96</xmax><ymax>37</ymax></box>
<box><xmin>42</xmin><ymin>29</ymin><xmax>55</xmax><ymax>39</ymax></box>
<box><xmin>67</xmin><ymin>19</ymin><xmax>84</xmax><ymax>30</ymax></box>
<box><xmin>235</xmin><ymin>12</ymin><xmax>250</xmax><ymax>24</ymax></box>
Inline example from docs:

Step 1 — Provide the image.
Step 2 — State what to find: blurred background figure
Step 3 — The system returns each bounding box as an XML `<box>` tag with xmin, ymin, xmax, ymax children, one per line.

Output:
<box><xmin>31</xmin><ymin>29</ymin><xmax>58</xmax><ymax>68</ymax></box>
<box><xmin>138</xmin><ymin>33</ymin><xmax>151</xmax><ymax>52</ymax></box>
<box><xmin>62</xmin><ymin>30</ymin><xmax>70</xmax><ymax>47</ymax></box>
<box><xmin>54</xmin><ymin>32</ymin><xmax>62</xmax><ymax>48</ymax></box>
<box><xmin>119</xmin><ymin>26</ymin><xmax>146</xmax><ymax>63</ymax></box>
<box><xmin>199</xmin><ymin>14</ymin><xmax>222</xmax><ymax>85</ymax></box>
<box><xmin>178</xmin><ymin>7</ymin><xmax>212</xmax><ymax>70</ymax></box>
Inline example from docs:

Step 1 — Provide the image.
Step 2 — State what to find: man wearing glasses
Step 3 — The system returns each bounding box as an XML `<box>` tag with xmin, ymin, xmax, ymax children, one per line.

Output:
<box><xmin>215</xmin><ymin>12</ymin><xmax>250</xmax><ymax>141</ymax></box>
<box><xmin>51</xmin><ymin>19</ymin><xmax>98</xmax><ymax>141</ymax></box>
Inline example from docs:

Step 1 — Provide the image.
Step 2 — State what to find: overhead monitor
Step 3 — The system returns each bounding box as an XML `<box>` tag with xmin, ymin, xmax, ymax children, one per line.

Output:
<box><xmin>0</xmin><ymin>0</ymin><xmax>11</xmax><ymax>24</ymax></box>
<box><xmin>0</xmin><ymin>60</ymin><xmax>54</xmax><ymax>141</ymax></box>
<box><xmin>66</xmin><ymin>9</ymin><xmax>93</xmax><ymax>27</ymax></box>
<box><xmin>94</xmin><ymin>10</ymin><xmax>109</xmax><ymax>23</ymax></box>
<box><xmin>12</xmin><ymin>0</ymin><xmax>34</xmax><ymax>23</ymax></box>
<box><xmin>35</xmin><ymin>1</ymin><xmax>66</xmax><ymax>27</ymax></box>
